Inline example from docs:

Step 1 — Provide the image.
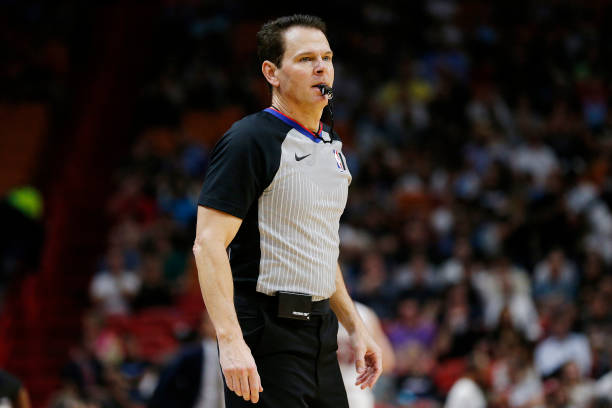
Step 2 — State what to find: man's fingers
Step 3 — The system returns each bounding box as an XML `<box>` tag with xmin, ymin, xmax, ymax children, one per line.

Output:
<box><xmin>248</xmin><ymin>368</ymin><xmax>261</xmax><ymax>403</ymax></box>
<box><xmin>355</xmin><ymin>369</ymin><xmax>369</xmax><ymax>384</ymax></box>
<box><xmin>224</xmin><ymin>368</ymin><xmax>262</xmax><ymax>401</ymax></box>
<box><xmin>364</xmin><ymin>353</ymin><xmax>383</xmax><ymax>388</ymax></box>
<box><xmin>224</xmin><ymin>372</ymin><xmax>235</xmax><ymax>392</ymax></box>
<box><xmin>365</xmin><ymin>367</ymin><xmax>377</xmax><ymax>388</ymax></box>
<box><xmin>355</xmin><ymin>351</ymin><xmax>366</xmax><ymax>374</ymax></box>
<box><xmin>358</xmin><ymin>367</ymin><xmax>375</xmax><ymax>388</ymax></box>
<box><xmin>240</xmin><ymin>371</ymin><xmax>251</xmax><ymax>400</ymax></box>
<box><xmin>234</xmin><ymin>374</ymin><xmax>243</xmax><ymax>396</ymax></box>
<box><xmin>355</xmin><ymin>351</ymin><xmax>383</xmax><ymax>389</ymax></box>
<box><xmin>219</xmin><ymin>340</ymin><xmax>261</xmax><ymax>401</ymax></box>
<box><xmin>371</xmin><ymin>352</ymin><xmax>383</xmax><ymax>385</ymax></box>
<box><xmin>355</xmin><ymin>358</ymin><xmax>371</xmax><ymax>385</ymax></box>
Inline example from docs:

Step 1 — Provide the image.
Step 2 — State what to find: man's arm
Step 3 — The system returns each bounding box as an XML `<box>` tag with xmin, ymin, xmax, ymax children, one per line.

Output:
<box><xmin>192</xmin><ymin>205</ymin><xmax>262</xmax><ymax>403</ymax></box>
<box><xmin>330</xmin><ymin>263</ymin><xmax>383</xmax><ymax>389</ymax></box>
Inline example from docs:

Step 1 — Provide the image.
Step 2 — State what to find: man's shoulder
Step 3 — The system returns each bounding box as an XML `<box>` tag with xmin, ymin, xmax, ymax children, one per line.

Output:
<box><xmin>214</xmin><ymin>110</ymin><xmax>287</xmax><ymax>153</ymax></box>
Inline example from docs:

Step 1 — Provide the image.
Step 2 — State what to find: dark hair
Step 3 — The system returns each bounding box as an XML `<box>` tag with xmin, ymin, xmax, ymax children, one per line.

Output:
<box><xmin>256</xmin><ymin>14</ymin><xmax>327</xmax><ymax>68</ymax></box>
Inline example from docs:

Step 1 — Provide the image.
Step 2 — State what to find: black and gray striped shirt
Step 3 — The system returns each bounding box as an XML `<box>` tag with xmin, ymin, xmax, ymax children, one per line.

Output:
<box><xmin>198</xmin><ymin>107</ymin><xmax>351</xmax><ymax>300</ymax></box>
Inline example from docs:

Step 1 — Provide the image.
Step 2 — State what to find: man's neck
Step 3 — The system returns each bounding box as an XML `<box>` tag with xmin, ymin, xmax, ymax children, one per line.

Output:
<box><xmin>271</xmin><ymin>95</ymin><xmax>323</xmax><ymax>133</ymax></box>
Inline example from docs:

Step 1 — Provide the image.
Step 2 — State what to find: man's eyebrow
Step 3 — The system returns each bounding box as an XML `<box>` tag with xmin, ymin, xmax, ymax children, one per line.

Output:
<box><xmin>294</xmin><ymin>50</ymin><xmax>334</xmax><ymax>57</ymax></box>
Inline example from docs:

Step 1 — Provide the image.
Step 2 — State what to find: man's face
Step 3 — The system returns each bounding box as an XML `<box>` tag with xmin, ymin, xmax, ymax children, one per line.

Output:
<box><xmin>276</xmin><ymin>26</ymin><xmax>334</xmax><ymax>109</ymax></box>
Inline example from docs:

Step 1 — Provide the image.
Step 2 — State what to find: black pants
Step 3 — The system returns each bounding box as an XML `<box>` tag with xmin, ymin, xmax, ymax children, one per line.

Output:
<box><xmin>225</xmin><ymin>291</ymin><xmax>349</xmax><ymax>408</ymax></box>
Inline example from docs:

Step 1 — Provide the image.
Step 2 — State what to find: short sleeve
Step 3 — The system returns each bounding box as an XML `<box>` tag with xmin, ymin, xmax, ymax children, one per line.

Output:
<box><xmin>198</xmin><ymin>127</ymin><xmax>270</xmax><ymax>219</ymax></box>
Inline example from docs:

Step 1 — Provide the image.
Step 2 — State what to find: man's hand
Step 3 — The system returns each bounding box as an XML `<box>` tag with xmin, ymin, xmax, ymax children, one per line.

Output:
<box><xmin>219</xmin><ymin>337</ymin><xmax>263</xmax><ymax>403</ymax></box>
<box><xmin>330</xmin><ymin>263</ymin><xmax>384</xmax><ymax>389</ymax></box>
<box><xmin>350</xmin><ymin>329</ymin><xmax>383</xmax><ymax>389</ymax></box>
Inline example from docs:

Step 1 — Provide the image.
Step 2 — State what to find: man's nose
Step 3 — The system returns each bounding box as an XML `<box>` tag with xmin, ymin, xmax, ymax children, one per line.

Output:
<box><xmin>314</xmin><ymin>57</ymin><xmax>327</xmax><ymax>74</ymax></box>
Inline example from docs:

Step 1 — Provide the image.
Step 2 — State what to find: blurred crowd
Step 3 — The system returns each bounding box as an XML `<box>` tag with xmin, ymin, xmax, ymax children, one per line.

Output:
<box><xmin>1</xmin><ymin>0</ymin><xmax>73</xmax><ymax>115</ymax></box>
<box><xmin>1</xmin><ymin>0</ymin><xmax>77</xmax><ymax>307</ymax></box>
<box><xmin>8</xmin><ymin>0</ymin><xmax>612</xmax><ymax>407</ymax></box>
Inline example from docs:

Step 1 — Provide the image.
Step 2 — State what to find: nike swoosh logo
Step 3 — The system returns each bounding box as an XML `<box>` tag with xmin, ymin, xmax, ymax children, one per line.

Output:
<box><xmin>295</xmin><ymin>153</ymin><xmax>311</xmax><ymax>161</ymax></box>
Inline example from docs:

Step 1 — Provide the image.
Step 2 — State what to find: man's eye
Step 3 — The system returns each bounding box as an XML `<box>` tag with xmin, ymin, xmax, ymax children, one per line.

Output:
<box><xmin>323</xmin><ymin>56</ymin><xmax>332</xmax><ymax>61</ymax></box>
<box><xmin>300</xmin><ymin>57</ymin><xmax>312</xmax><ymax>62</ymax></box>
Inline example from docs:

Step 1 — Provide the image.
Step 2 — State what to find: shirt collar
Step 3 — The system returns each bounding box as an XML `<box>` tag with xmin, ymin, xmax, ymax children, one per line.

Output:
<box><xmin>264</xmin><ymin>107</ymin><xmax>323</xmax><ymax>143</ymax></box>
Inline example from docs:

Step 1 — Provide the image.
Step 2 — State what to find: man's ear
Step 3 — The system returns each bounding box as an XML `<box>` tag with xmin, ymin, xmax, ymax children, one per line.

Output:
<box><xmin>262</xmin><ymin>61</ymin><xmax>280</xmax><ymax>88</ymax></box>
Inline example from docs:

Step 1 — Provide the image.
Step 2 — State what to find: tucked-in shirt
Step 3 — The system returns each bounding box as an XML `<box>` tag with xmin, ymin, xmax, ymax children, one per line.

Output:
<box><xmin>199</xmin><ymin>108</ymin><xmax>351</xmax><ymax>300</ymax></box>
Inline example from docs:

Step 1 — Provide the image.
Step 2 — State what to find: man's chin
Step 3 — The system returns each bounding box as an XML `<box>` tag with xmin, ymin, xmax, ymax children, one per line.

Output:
<box><xmin>313</xmin><ymin>95</ymin><xmax>329</xmax><ymax>106</ymax></box>
<box><xmin>310</xmin><ymin>88</ymin><xmax>330</xmax><ymax>101</ymax></box>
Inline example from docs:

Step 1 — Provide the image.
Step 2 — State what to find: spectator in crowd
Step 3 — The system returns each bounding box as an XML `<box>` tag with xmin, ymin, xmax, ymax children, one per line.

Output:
<box><xmin>436</xmin><ymin>281</ymin><xmax>485</xmax><ymax>360</ymax></box>
<box><xmin>394</xmin><ymin>344</ymin><xmax>440</xmax><ymax>406</ymax></box>
<box><xmin>475</xmin><ymin>256</ymin><xmax>541</xmax><ymax>341</ymax></box>
<box><xmin>444</xmin><ymin>351</ymin><xmax>489</xmax><ymax>408</ymax></box>
<box><xmin>0</xmin><ymin>370</ymin><xmax>31</xmax><ymax>408</ymax></box>
<box><xmin>90</xmin><ymin>247</ymin><xmax>141</xmax><ymax>316</ymax></box>
<box><xmin>354</xmin><ymin>251</ymin><xmax>395</xmax><ymax>319</ymax></box>
<box><xmin>148</xmin><ymin>310</ymin><xmax>224</xmax><ymax>408</ymax></box>
<box><xmin>561</xmin><ymin>361</ymin><xmax>597</xmax><ymax>408</ymax></box>
<box><xmin>131</xmin><ymin>254</ymin><xmax>173</xmax><ymax>311</ymax></box>
<box><xmin>392</xmin><ymin>252</ymin><xmax>440</xmax><ymax>296</ymax></box>
<box><xmin>438</xmin><ymin>237</ymin><xmax>474</xmax><ymax>287</ymax></box>
<box><xmin>533</xmin><ymin>248</ymin><xmax>579</xmax><ymax>306</ymax></box>
<box><xmin>117</xmin><ymin>334</ymin><xmax>155</xmax><ymax>404</ymax></box>
<box><xmin>534</xmin><ymin>303</ymin><xmax>592</xmax><ymax>379</ymax></box>
<box><xmin>386</xmin><ymin>293</ymin><xmax>438</xmax><ymax>351</ymax></box>
<box><xmin>510</xmin><ymin>129</ymin><xmax>560</xmax><ymax>189</ymax></box>
<box><xmin>52</xmin><ymin>330</ymin><xmax>106</xmax><ymax>406</ymax></box>
<box><xmin>490</xmin><ymin>332</ymin><xmax>544</xmax><ymax>408</ymax></box>
<box><xmin>593</xmin><ymin>370</ymin><xmax>612</xmax><ymax>402</ymax></box>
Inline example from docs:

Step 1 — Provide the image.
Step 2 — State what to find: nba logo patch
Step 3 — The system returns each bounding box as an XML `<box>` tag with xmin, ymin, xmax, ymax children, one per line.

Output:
<box><xmin>333</xmin><ymin>149</ymin><xmax>347</xmax><ymax>171</ymax></box>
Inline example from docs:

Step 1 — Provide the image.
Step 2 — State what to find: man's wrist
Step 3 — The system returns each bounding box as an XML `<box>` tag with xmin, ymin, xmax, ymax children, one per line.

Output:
<box><xmin>216</xmin><ymin>325</ymin><xmax>244</xmax><ymax>344</ymax></box>
<box><xmin>345</xmin><ymin>317</ymin><xmax>367</xmax><ymax>336</ymax></box>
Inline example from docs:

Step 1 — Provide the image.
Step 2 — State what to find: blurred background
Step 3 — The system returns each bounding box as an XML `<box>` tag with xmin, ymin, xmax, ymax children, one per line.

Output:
<box><xmin>2</xmin><ymin>0</ymin><xmax>612</xmax><ymax>407</ymax></box>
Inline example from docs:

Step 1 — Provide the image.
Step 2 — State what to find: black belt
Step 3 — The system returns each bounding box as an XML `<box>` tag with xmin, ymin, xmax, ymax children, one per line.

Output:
<box><xmin>234</xmin><ymin>286</ymin><xmax>330</xmax><ymax>317</ymax></box>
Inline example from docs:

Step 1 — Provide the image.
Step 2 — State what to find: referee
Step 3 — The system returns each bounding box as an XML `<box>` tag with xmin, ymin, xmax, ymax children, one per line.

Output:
<box><xmin>193</xmin><ymin>14</ymin><xmax>382</xmax><ymax>407</ymax></box>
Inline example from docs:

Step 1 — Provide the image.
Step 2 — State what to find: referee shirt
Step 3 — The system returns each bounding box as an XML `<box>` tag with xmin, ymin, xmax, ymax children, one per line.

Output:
<box><xmin>198</xmin><ymin>107</ymin><xmax>351</xmax><ymax>300</ymax></box>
